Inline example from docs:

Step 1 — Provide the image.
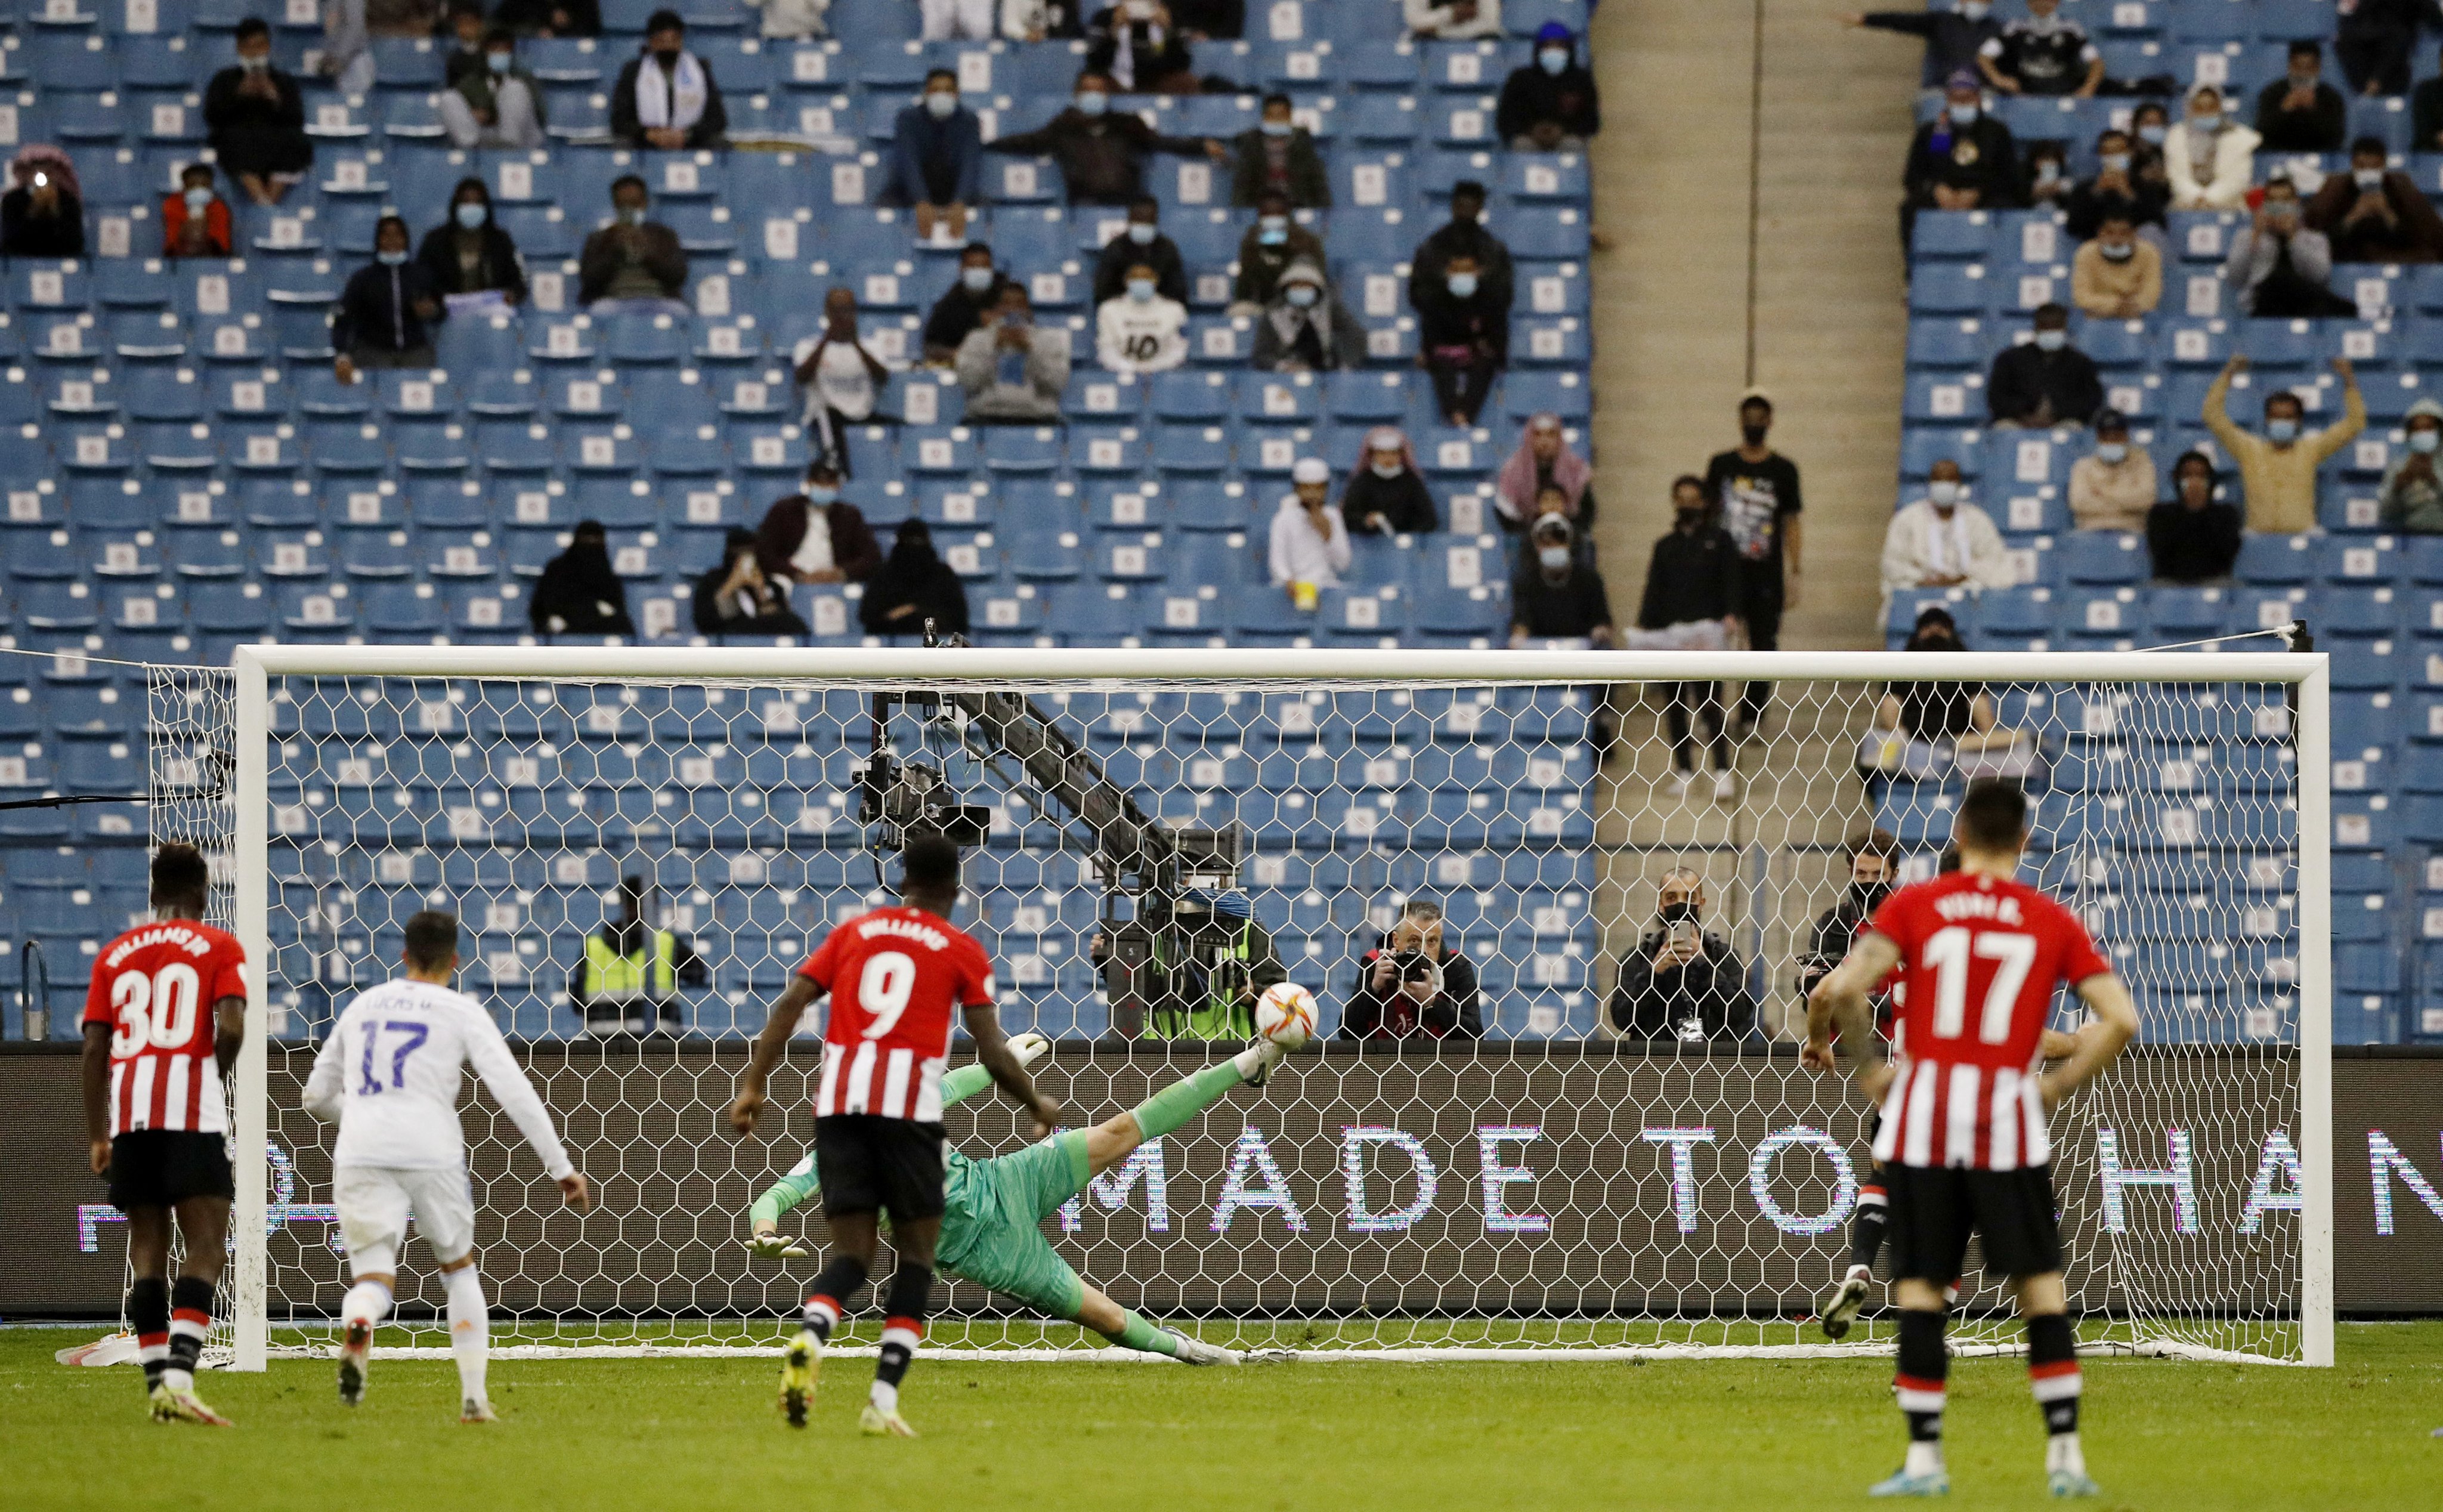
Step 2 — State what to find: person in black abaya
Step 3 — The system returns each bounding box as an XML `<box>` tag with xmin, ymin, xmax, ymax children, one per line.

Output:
<box><xmin>858</xmin><ymin>520</ymin><xmax>971</xmax><ymax>639</ymax></box>
<box><xmin>530</xmin><ymin>520</ymin><xmax>635</xmax><ymax>636</ymax></box>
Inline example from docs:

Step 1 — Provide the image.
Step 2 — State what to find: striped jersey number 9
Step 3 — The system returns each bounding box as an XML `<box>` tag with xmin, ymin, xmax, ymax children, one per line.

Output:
<box><xmin>109</xmin><ymin>963</ymin><xmax>203</xmax><ymax>1058</ymax></box>
<box><xmin>858</xmin><ymin>951</ymin><xmax>917</xmax><ymax>1040</ymax></box>
<box><xmin>1922</xmin><ymin>927</ymin><xmax>2037</xmax><ymax>1044</ymax></box>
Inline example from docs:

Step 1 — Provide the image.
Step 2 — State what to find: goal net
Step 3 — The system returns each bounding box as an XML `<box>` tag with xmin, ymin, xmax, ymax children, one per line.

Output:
<box><xmin>173</xmin><ymin>647</ymin><xmax>2330</xmax><ymax>1366</ymax></box>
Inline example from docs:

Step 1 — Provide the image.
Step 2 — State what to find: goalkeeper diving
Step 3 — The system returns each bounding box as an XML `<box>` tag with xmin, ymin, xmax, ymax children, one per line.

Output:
<box><xmin>745</xmin><ymin>1031</ymin><xmax>1282</xmax><ymax>1365</ymax></box>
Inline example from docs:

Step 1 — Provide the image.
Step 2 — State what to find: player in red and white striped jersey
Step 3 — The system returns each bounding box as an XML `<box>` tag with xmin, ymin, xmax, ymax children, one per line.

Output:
<box><xmin>78</xmin><ymin>843</ymin><xmax>248</xmax><ymax>1427</ymax></box>
<box><xmin>728</xmin><ymin>834</ymin><xmax>1058</xmax><ymax>1437</ymax></box>
<box><xmin>1806</xmin><ymin>781</ymin><xmax>2137</xmax><ymax>1499</ymax></box>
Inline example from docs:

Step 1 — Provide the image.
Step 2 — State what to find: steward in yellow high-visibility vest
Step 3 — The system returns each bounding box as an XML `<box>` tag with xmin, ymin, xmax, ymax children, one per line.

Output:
<box><xmin>1090</xmin><ymin>889</ymin><xmax>1287</xmax><ymax>1041</ymax></box>
<box><xmin>569</xmin><ymin>876</ymin><xmax>706</xmax><ymax>1035</ymax></box>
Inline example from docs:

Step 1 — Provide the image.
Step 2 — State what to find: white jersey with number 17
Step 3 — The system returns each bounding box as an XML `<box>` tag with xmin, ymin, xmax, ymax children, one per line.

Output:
<box><xmin>301</xmin><ymin>978</ymin><xmax>574</xmax><ymax>1178</ymax></box>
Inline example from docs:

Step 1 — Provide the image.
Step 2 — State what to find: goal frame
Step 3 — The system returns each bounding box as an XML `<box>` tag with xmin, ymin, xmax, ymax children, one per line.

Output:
<box><xmin>221</xmin><ymin>645</ymin><xmax>2335</xmax><ymax>1371</ymax></box>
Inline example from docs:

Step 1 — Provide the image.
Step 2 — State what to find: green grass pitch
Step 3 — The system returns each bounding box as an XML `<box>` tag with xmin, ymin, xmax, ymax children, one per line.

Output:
<box><xmin>4</xmin><ymin>1325</ymin><xmax>2439</xmax><ymax>1510</ymax></box>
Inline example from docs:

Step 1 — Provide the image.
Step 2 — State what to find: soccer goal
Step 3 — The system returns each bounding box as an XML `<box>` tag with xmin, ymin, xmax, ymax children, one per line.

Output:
<box><xmin>162</xmin><ymin>646</ymin><xmax>2331</xmax><ymax>1368</ymax></box>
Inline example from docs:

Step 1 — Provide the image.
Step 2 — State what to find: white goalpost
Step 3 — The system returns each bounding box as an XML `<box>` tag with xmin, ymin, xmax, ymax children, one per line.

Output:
<box><xmin>160</xmin><ymin>646</ymin><xmax>2331</xmax><ymax>1369</ymax></box>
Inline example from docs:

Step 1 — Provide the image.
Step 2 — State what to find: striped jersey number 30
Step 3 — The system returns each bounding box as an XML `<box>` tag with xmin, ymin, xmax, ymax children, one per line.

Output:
<box><xmin>1922</xmin><ymin>926</ymin><xmax>2035</xmax><ymax>1044</ymax></box>
<box><xmin>858</xmin><ymin>951</ymin><xmax>917</xmax><ymax>1040</ymax></box>
<box><xmin>109</xmin><ymin>963</ymin><xmax>203</xmax><ymax>1057</ymax></box>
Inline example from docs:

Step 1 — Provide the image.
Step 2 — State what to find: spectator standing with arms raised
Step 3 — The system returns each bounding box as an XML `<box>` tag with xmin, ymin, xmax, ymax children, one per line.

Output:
<box><xmin>1702</xmin><ymin>393</ymin><xmax>1801</xmax><ymax>741</ymax></box>
<box><xmin>2202</xmin><ymin>354</ymin><xmax>2364</xmax><ymax>533</ymax></box>
<box><xmin>1840</xmin><ymin>2</ymin><xmax>2002</xmax><ymax>89</ymax></box>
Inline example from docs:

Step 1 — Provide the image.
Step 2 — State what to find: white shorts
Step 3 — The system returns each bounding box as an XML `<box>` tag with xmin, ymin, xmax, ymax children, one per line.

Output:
<box><xmin>335</xmin><ymin>1165</ymin><xmax>477</xmax><ymax>1277</ymax></box>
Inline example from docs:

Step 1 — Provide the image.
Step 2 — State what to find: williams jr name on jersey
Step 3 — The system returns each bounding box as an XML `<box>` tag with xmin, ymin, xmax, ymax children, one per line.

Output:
<box><xmin>302</xmin><ymin>978</ymin><xmax>574</xmax><ymax>1179</ymax></box>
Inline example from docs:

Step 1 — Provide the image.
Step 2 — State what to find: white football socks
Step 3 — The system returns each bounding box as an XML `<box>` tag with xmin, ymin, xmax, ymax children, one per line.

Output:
<box><xmin>446</xmin><ymin>1267</ymin><xmax>490</xmax><ymax>1404</ymax></box>
<box><xmin>869</xmin><ymin>1380</ymin><xmax>899</xmax><ymax>1415</ymax></box>
<box><xmin>342</xmin><ymin>1279</ymin><xmax>393</xmax><ymax>1334</ymax></box>
<box><xmin>1904</xmin><ymin>1441</ymin><xmax>1946</xmax><ymax>1480</ymax></box>
<box><xmin>2046</xmin><ymin>1431</ymin><xmax>2085</xmax><ymax>1477</ymax></box>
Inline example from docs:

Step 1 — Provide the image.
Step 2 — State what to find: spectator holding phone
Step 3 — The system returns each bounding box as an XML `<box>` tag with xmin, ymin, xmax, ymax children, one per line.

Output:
<box><xmin>1607</xmin><ymin>870</ymin><xmax>1757</xmax><ymax>1044</ymax></box>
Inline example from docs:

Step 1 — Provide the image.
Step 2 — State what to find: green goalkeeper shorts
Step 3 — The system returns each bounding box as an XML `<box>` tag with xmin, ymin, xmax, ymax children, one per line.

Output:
<box><xmin>938</xmin><ymin>1131</ymin><xmax>1093</xmax><ymax>1321</ymax></box>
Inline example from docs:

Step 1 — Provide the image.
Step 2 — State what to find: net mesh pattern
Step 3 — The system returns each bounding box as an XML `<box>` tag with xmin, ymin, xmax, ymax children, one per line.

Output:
<box><xmin>181</xmin><ymin>667</ymin><xmax>2308</xmax><ymax>1361</ymax></box>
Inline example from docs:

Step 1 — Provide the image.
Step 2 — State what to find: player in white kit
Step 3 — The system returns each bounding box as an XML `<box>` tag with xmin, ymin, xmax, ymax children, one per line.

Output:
<box><xmin>302</xmin><ymin>909</ymin><xmax>592</xmax><ymax>1422</ymax></box>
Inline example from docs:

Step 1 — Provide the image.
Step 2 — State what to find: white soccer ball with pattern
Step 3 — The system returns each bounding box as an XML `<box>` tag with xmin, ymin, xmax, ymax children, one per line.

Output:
<box><xmin>1254</xmin><ymin>982</ymin><xmax>1317</xmax><ymax>1050</ymax></box>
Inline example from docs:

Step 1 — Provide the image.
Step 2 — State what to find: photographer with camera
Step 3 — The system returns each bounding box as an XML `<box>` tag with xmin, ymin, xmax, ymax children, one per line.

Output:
<box><xmin>1090</xmin><ymin>887</ymin><xmax>1288</xmax><ymax>1041</ymax></box>
<box><xmin>1340</xmin><ymin>896</ymin><xmax>1483</xmax><ymax>1042</ymax></box>
<box><xmin>1607</xmin><ymin>868</ymin><xmax>1757</xmax><ymax>1043</ymax></box>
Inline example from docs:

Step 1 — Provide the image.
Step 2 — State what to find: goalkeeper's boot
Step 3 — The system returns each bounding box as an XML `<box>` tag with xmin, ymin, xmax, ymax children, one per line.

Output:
<box><xmin>149</xmin><ymin>1384</ymin><xmax>233</xmax><ymax>1427</ymax></box>
<box><xmin>336</xmin><ymin>1319</ymin><xmax>372</xmax><ymax>1406</ymax></box>
<box><xmin>859</xmin><ymin>1403</ymin><xmax>917</xmax><ymax>1437</ymax></box>
<box><xmin>1818</xmin><ymin>1264</ymin><xmax>1875</xmax><ymax>1343</ymax></box>
<box><xmin>1866</xmin><ymin>1467</ymin><xmax>1949</xmax><ymax>1498</ymax></box>
<box><xmin>460</xmin><ymin>1398</ymin><xmax>497</xmax><ymax>1425</ymax></box>
<box><xmin>1167</xmin><ymin>1331</ymin><xmax>1241</xmax><ymax>1366</ymax></box>
<box><xmin>778</xmin><ymin>1328</ymin><xmax>820</xmax><ymax>1429</ymax></box>
<box><xmin>2046</xmin><ymin>1470</ymin><xmax>2102</xmax><ymax>1499</ymax></box>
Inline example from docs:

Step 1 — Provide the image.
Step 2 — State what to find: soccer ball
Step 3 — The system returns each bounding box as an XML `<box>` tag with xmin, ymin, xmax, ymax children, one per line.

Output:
<box><xmin>1254</xmin><ymin>982</ymin><xmax>1317</xmax><ymax>1050</ymax></box>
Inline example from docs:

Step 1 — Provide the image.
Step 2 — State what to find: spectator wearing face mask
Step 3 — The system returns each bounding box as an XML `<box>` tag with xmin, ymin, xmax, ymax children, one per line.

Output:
<box><xmin>1640</xmin><ymin>476</ymin><xmax>1746</xmax><ymax>803</ymax></box>
<box><xmin>579</xmin><ymin>176</ymin><xmax>690</xmax><ymax>316</ymax></box>
<box><xmin>2067</xmin><ymin>410</ymin><xmax>2156</xmax><ymax>532</ymax></box>
<box><xmin>859</xmin><ymin>519</ymin><xmax>970</xmax><ymax>638</ymax></box>
<box><xmin>2308</xmin><ymin>137</ymin><xmax>2443</xmax><ymax>264</ymax></box>
<box><xmin>1840</xmin><ymin>1</ymin><xmax>2002</xmax><ymax>89</ymax></box>
<box><xmin>1251</xmin><ymin>258</ymin><xmax>1365</xmax><ymax>372</ymax></box>
<box><xmin>694</xmin><ymin>528</ymin><xmax>809</xmax><ymax>637</ymax></box>
<box><xmin>1795</xmin><ymin>830</ymin><xmax>1901</xmax><ymax>1040</ymax></box>
<box><xmin>1987</xmin><ymin>303</ymin><xmax>2102</xmax><ymax>429</ymax></box>
<box><xmin>1408</xmin><ymin>180</ymin><xmax>1516</xmax><ymax>318</ymax></box>
<box><xmin>2070</xmin><ymin>212</ymin><xmax>2160</xmax><ymax>318</ymax></box>
<box><xmin>206</xmin><ymin>18</ymin><xmax>313</xmax><ymax>207</ymax></box>
<box><xmin>1270</xmin><ymin>457</ymin><xmax>1352</xmax><ymax>596</ymax></box>
<box><xmin>1091</xmin><ymin>197</ymin><xmax>1189</xmax><ymax>304</ymax></box>
<box><xmin>1086</xmin><ymin>1</ymin><xmax>1199</xmax><ymax>95</ymax></box>
<box><xmin>1095</xmin><ymin>258</ymin><xmax>1190</xmax><ymax>376</ymax></box>
<box><xmin>1609</xmin><ymin>870</ymin><xmax>1756</xmax><ymax>1044</ymax></box>
<box><xmin>1232</xmin><ymin>190</ymin><xmax>1328</xmax><ymax>311</ymax></box>
<box><xmin>417</xmin><ymin>178</ymin><xmax>529</xmax><ymax>312</ymax></box>
<box><xmin>1702</xmin><ymin>392</ymin><xmax>1800</xmax><ymax>736</ymax></box>
<box><xmin>754</xmin><ymin>460</ymin><xmax>884</xmax><ymax>586</ymax></box>
<box><xmin>2020</xmin><ymin>142</ymin><xmax>2071</xmax><ymax>211</ymax></box>
<box><xmin>2064</xmin><ymin>128</ymin><xmax>2166</xmax><ymax>242</ymax></box>
<box><xmin>162</xmin><ymin>163</ymin><xmax>231</xmax><ymax>259</ymax></box>
<box><xmin>611</xmin><ymin>11</ymin><xmax>728</xmax><ymax>151</ymax></box>
<box><xmin>987</xmin><ymin>70</ymin><xmax>1226</xmax><ymax>205</ymax></box>
<box><xmin>923</xmin><ymin>0</ymin><xmax>996</xmax><ymax>41</ymax></box>
<box><xmin>332</xmin><ymin>215</ymin><xmax>445</xmax><ymax>384</ymax></box>
<box><xmin>1901</xmin><ymin>71</ymin><xmax>2021</xmax><ymax>253</ymax></box>
<box><xmin>2129</xmin><ymin>100</ymin><xmax>2174</xmax><ymax>189</ymax></box>
<box><xmin>1341</xmin><ymin>897</ymin><xmax>1483</xmax><ymax>1043</ymax></box>
<box><xmin>1</xmin><ymin>150</ymin><xmax>84</xmax><ymax>258</ymax></box>
<box><xmin>1340</xmin><ymin>428</ymin><xmax>1438</xmax><ymax>536</ymax></box>
<box><xmin>1414</xmin><ymin>250</ymin><xmax>1507</xmax><ymax>428</ymax></box>
<box><xmin>1496</xmin><ymin>413</ymin><xmax>1597</xmax><ymax>531</ymax></box>
<box><xmin>924</xmin><ymin>243</ymin><xmax>1014</xmax><ymax>363</ymax></box>
<box><xmin>2147</xmin><ymin>450</ymin><xmax>2243</xmax><ymax>581</ymax></box>
<box><xmin>886</xmin><ymin>69</ymin><xmax>984</xmax><ymax>244</ymax></box>
<box><xmin>2380</xmin><ymin>399</ymin><xmax>2443</xmax><ymax>533</ymax></box>
<box><xmin>1511</xmin><ymin>515</ymin><xmax>1618</xmax><ymax>752</ymax></box>
<box><xmin>1498</xmin><ymin>23</ymin><xmax>1601</xmax><ymax>151</ymax></box>
<box><xmin>1230</xmin><ymin>93</ymin><xmax>1329</xmax><ymax>208</ymax></box>
<box><xmin>741</xmin><ymin>0</ymin><xmax>828</xmax><ymax>39</ymax></box>
<box><xmin>2224</xmin><ymin>176</ymin><xmax>2355</xmax><ymax>316</ymax></box>
<box><xmin>2202</xmin><ymin>354</ymin><xmax>2365</xmax><ymax>534</ymax></box>
<box><xmin>1975</xmin><ymin>0</ymin><xmax>2101</xmax><ymax>98</ymax></box>
<box><xmin>441</xmin><ymin>27</ymin><xmax>547</xmax><ymax>149</ymax></box>
<box><xmin>2256</xmin><ymin>41</ymin><xmax>2348</xmax><ymax>153</ymax></box>
<box><xmin>2337</xmin><ymin>0</ymin><xmax>2439</xmax><ymax>97</ymax></box>
<box><xmin>530</xmin><ymin>520</ymin><xmax>636</xmax><ymax>637</ymax></box>
<box><xmin>2163</xmin><ymin>84</ymin><xmax>2258</xmax><ymax>211</ymax></box>
<box><xmin>791</xmin><ymin>286</ymin><xmax>892</xmax><ymax>476</ymax></box>
<box><xmin>1404</xmin><ymin>0</ymin><xmax>1501</xmax><ymax>42</ymax></box>
<box><xmin>956</xmin><ymin>282</ymin><xmax>1071</xmax><ymax>422</ymax></box>
<box><xmin>1879</xmin><ymin>460</ymin><xmax>2011</xmax><ymax>624</ymax></box>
